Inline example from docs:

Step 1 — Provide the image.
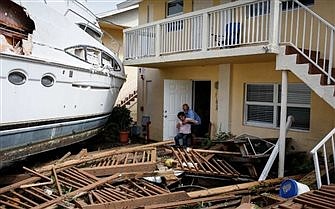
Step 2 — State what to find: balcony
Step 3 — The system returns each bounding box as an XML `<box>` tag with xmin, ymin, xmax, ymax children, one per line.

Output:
<box><xmin>123</xmin><ymin>0</ymin><xmax>281</xmax><ymax>67</ymax></box>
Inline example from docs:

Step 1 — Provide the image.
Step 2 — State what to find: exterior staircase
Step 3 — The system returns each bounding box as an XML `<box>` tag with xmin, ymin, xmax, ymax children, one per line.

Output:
<box><xmin>277</xmin><ymin>45</ymin><xmax>335</xmax><ymax>108</ymax></box>
<box><xmin>117</xmin><ymin>90</ymin><xmax>137</xmax><ymax>108</ymax></box>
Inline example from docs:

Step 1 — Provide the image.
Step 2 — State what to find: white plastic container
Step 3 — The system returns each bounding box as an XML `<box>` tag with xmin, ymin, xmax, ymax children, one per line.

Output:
<box><xmin>279</xmin><ymin>179</ymin><xmax>310</xmax><ymax>198</ymax></box>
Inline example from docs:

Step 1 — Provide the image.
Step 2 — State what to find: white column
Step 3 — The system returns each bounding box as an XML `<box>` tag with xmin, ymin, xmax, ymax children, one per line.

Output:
<box><xmin>278</xmin><ymin>70</ymin><xmax>288</xmax><ymax>177</ymax></box>
<box><xmin>217</xmin><ymin>64</ymin><xmax>231</xmax><ymax>133</ymax></box>
<box><xmin>202</xmin><ymin>13</ymin><xmax>208</xmax><ymax>51</ymax></box>
<box><xmin>155</xmin><ymin>24</ymin><xmax>161</xmax><ymax>57</ymax></box>
<box><xmin>268</xmin><ymin>0</ymin><xmax>280</xmax><ymax>53</ymax></box>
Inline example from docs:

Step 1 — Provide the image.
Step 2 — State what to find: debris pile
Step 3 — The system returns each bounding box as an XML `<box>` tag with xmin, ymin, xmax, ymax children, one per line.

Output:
<box><xmin>0</xmin><ymin>140</ymin><xmax>330</xmax><ymax>208</ymax></box>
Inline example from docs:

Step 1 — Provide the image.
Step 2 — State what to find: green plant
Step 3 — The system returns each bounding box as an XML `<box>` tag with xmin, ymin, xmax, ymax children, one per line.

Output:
<box><xmin>109</xmin><ymin>106</ymin><xmax>133</xmax><ymax>132</ymax></box>
<box><xmin>213</xmin><ymin>131</ymin><xmax>234</xmax><ymax>141</ymax></box>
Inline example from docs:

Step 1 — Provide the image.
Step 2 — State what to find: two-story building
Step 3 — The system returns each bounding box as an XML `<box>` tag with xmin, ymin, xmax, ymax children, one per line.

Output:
<box><xmin>123</xmin><ymin>0</ymin><xmax>334</xmax><ymax>158</ymax></box>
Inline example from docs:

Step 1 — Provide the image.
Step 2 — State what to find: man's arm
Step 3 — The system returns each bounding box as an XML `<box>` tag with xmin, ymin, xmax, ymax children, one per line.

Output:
<box><xmin>184</xmin><ymin>118</ymin><xmax>198</xmax><ymax>125</ymax></box>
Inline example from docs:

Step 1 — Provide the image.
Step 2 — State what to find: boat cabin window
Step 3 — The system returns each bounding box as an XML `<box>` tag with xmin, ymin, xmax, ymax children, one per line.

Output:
<box><xmin>78</xmin><ymin>23</ymin><xmax>102</xmax><ymax>41</ymax></box>
<box><xmin>86</xmin><ymin>48</ymin><xmax>101</xmax><ymax>66</ymax></box>
<box><xmin>66</xmin><ymin>47</ymin><xmax>85</xmax><ymax>60</ymax></box>
<box><xmin>66</xmin><ymin>46</ymin><xmax>121</xmax><ymax>71</ymax></box>
<box><xmin>113</xmin><ymin>59</ymin><xmax>121</xmax><ymax>71</ymax></box>
<box><xmin>102</xmin><ymin>52</ymin><xmax>113</xmax><ymax>68</ymax></box>
<box><xmin>102</xmin><ymin>52</ymin><xmax>121</xmax><ymax>71</ymax></box>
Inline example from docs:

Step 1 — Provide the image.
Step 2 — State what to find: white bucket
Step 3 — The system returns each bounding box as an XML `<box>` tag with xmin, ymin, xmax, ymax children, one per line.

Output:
<box><xmin>279</xmin><ymin>179</ymin><xmax>310</xmax><ymax>198</ymax></box>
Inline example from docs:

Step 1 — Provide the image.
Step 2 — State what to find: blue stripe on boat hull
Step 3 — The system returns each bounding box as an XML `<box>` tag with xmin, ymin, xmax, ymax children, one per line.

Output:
<box><xmin>0</xmin><ymin>115</ymin><xmax>109</xmax><ymax>166</ymax></box>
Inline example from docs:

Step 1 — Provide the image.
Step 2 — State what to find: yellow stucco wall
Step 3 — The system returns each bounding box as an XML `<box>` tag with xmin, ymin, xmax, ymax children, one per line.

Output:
<box><xmin>139</xmin><ymin>0</ymin><xmax>216</xmax><ymax>24</ymax></box>
<box><xmin>312</xmin><ymin>0</ymin><xmax>335</xmax><ymax>24</ymax></box>
<box><xmin>101</xmin><ymin>28</ymin><xmax>123</xmax><ymax>58</ymax></box>
<box><xmin>230</xmin><ymin>62</ymin><xmax>335</xmax><ymax>151</ymax></box>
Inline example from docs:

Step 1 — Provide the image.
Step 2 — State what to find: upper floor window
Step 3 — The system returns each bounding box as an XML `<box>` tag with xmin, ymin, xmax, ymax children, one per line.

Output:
<box><xmin>244</xmin><ymin>83</ymin><xmax>311</xmax><ymax>131</ymax></box>
<box><xmin>247</xmin><ymin>0</ymin><xmax>314</xmax><ymax>18</ymax></box>
<box><xmin>167</xmin><ymin>0</ymin><xmax>183</xmax><ymax>17</ymax></box>
<box><xmin>282</xmin><ymin>0</ymin><xmax>314</xmax><ymax>11</ymax></box>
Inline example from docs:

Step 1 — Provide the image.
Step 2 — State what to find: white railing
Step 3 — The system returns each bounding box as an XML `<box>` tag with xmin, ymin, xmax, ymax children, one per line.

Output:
<box><xmin>125</xmin><ymin>25</ymin><xmax>156</xmax><ymax>59</ymax></box>
<box><xmin>310</xmin><ymin>128</ymin><xmax>335</xmax><ymax>189</ymax></box>
<box><xmin>160</xmin><ymin>15</ymin><xmax>203</xmax><ymax>54</ymax></box>
<box><xmin>124</xmin><ymin>0</ymin><xmax>271</xmax><ymax>60</ymax></box>
<box><xmin>280</xmin><ymin>0</ymin><xmax>335</xmax><ymax>84</ymax></box>
<box><xmin>208</xmin><ymin>0</ymin><xmax>270</xmax><ymax>49</ymax></box>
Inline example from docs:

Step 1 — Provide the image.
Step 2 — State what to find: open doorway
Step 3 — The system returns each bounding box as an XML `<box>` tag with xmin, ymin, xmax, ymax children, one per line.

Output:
<box><xmin>163</xmin><ymin>80</ymin><xmax>211</xmax><ymax>140</ymax></box>
<box><xmin>193</xmin><ymin>81</ymin><xmax>211</xmax><ymax>137</ymax></box>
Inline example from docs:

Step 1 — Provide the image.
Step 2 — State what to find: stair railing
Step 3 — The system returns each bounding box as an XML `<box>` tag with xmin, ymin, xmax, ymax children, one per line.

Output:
<box><xmin>280</xmin><ymin>0</ymin><xmax>335</xmax><ymax>84</ymax></box>
<box><xmin>310</xmin><ymin>128</ymin><xmax>335</xmax><ymax>189</ymax></box>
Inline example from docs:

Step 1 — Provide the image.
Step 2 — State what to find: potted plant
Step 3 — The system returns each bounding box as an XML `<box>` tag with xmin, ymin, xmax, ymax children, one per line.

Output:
<box><xmin>109</xmin><ymin>106</ymin><xmax>133</xmax><ymax>144</ymax></box>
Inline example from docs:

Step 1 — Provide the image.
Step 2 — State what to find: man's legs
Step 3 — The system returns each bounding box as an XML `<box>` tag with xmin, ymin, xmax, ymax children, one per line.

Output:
<box><xmin>174</xmin><ymin>133</ymin><xmax>183</xmax><ymax>146</ymax></box>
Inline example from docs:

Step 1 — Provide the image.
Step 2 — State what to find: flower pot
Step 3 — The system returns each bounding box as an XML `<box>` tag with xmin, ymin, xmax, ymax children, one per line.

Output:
<box><xmin>119</xmin><ymin>131</ymin><xmax>129</xmax><ymax>144</ymax></box>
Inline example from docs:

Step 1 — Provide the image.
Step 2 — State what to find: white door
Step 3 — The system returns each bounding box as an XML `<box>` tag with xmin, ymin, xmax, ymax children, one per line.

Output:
<box><xmin>163</xmin><ymin>80</ymin><xmax>192</xmax><ymax>140</ymax></box>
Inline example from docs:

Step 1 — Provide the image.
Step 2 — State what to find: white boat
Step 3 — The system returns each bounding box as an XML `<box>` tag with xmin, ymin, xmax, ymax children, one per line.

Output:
<box><xmin>0</xmin><ymin>0</ymin><xmax>126</xmax><ymax>166</ymax></box>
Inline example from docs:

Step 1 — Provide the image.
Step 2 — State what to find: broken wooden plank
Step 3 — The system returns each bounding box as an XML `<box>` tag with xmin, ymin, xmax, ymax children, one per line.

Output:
<box><xmin>188</xmin><ymin>176</ymin><xmax>301</xmax><ymax>198</ymax></box>
<box><xmin>36</xmin><ymin>141</ymin><xmax>173</xmax><ymax>173</ymax></box>
<box><xmin>170</xmin><ymin>147</ymin><xmax>240</xmax><ymax>177</ymax></box>
<box><xmin>79</xmin><ymin>148</ymin><xmax>157</xmax><ymax>177</ymax></box>
<box><xmin>141</xmin><ymin>194</ymin><xmax>239</xmax><ymax>209</ymax></box>
<box><xmin>31</xmin><ymin>173</ymin><xmax>121</xmax><ymax>209</ymax></box>
<box><xmin>81</xmin><ymin>191</ymin><xmax>190</xmax><ymax>209</ymax></box>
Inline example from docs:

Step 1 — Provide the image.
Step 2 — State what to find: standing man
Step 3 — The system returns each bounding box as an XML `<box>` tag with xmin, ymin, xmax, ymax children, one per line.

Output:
<box><xmin>182</xmin><ymin>104</ymin><xmax>201</xmax><ymax>137</ymax></box>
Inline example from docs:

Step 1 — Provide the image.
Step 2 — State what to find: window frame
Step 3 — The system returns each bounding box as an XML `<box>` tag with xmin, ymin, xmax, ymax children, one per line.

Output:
<box><xmin>244</xmin><ymin>83</ymin><xmax>311</xmax><ymax>131</ymax></box>
<box><xmin>166</xmin><ymin>0</ymin><xmax>184</xmax><ymax>17</ymax></box>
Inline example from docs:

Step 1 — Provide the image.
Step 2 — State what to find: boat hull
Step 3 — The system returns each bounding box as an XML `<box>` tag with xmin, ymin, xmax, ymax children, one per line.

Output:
<box><xmin>0</xmin><ymin>54</ymin><xmax>125</xmax><ymax>166</ymax></box>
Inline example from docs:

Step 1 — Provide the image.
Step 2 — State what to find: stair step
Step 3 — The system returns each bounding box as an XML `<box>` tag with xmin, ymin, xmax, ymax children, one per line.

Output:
<box><xmin>286</xmin><ymin>46</ymin><xmax>319</xmax><ymax>60</ymax></box>
<box><xmin>320</xmin><ymin>74</ymin><xmax>335</xmax><ymax>86</ymax></box>
<box><xmin>309</xmin><ymin>64</ymin><xmax>334</xmax><ymax>75</ymax></box>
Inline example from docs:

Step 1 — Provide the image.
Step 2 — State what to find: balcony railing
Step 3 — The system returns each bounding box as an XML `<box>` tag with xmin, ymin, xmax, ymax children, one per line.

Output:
<box><xmin>124</xmin><ymin>0</ymin><xmax>273</xmax><ymax>60</ymax></box>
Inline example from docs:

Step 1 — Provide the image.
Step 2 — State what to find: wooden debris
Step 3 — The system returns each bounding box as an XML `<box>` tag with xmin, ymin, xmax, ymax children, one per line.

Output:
<box><xmin>82</xmin><ymin>191</ymin><xmax>190</xmax><ymax>209</ymax></box>
<box><xmin>75</xmin><ymin>149</ymin><xmax>88</xmax><ymax>160</ymax></box>
<box><xmin>141</xmin><ymin>194</ymin><xmax>240</xmax><ymax>209</ymax></box>
<box><xmin>188</xmin><ymin>176</ymin><xmax>301</xmax><ymax>198</ymax></box>
<box><xmin>273</xmin><ymin>184</ymin><xmax>335</xmax><ymax>209</ymax></box>
<box><xmin>170</xmin><ymin>147</ymin><xmax>240</xmax><ymax>177</ymax></box>
<box><xmin>56</xmin><ymin>151</ymin><xmax>72</xmax><ymax>164</ymax></box>
<box><xmin>79</xmin><ymin>148</ymin><xmax>157</xmax><ymax>177</ymax></box>
<box><xmin>36</xmin><ymin>140</ymin><xmax>174</xmax><ymax>173</ymax></box>
<box><xmin>236</xmin><ymin>203</ymin><xmax>258</xmax><ymax>209</ymax></box>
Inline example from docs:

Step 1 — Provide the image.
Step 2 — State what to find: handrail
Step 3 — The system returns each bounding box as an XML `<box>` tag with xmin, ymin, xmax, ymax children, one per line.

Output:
<box><xmin>280</xmin><ymin>0</ymin><xmax>335</xmax><ymax>84</ymax></box>
<box><xmin>288</xmin><ymin>0</ymin><xmax>335</xmax><ymax>30</ymax></box>
<box><xmin>311</xmin><ymin>128</ymin><xmax>335</xmax><ymax>154</ymax></box>
<box><xmin>310</xmin><ymin>128</ymin><xmax>335</xmax><ymax>189</ymax></box>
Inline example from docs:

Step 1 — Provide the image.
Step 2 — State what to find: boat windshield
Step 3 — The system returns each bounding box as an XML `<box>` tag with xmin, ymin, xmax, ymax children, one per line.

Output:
<box><xmin>78</xmin><ymin>23</ymin><xmax>102</xmax><ymax>41</ymax></box>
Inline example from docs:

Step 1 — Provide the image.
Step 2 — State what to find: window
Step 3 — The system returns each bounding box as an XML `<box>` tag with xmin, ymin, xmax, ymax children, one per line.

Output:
<box><xmin>282</xmin><ymin>0</ymin><xmax>314</xmax><ymax>11</ymax></box>
<box><xmin>247</xmin><ymin>0</ymin><xmax>314</xmax><ymax>18</ymax></box>
<box><xmin>41</xmin><ymin>74</ymin><xmax>55</xmax><ymax>87</ymax></box>
<box><xmin>244</xmin><ymin>83</ymin><xmax>311</xmax><ymax>130</ymax></box>
<box><xmin>86</xmin><ymin>48</ymin><xmax>101</xmax><ymax>66</ymax></box>
<box><xmin>167</xmin><ymin>0</ymin><xmax>183</xmax><ymax>17</ymax></box>
<box><xmin>77</xmin><ymin>23</ymin><xmax>102</xmax><ymax>41</ymax></box>
<box><xmin>8</xmin><ymin>70</ymin><xmax>26</xmax><ymax>85</ymax></box>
